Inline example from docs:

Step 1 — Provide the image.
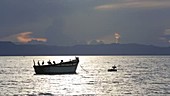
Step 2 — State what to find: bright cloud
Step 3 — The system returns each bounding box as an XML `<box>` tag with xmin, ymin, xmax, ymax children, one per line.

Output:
<box><xmin>164</xmin><ymin>29</ymin><xmax>170</xmax><ymax>35</ymax></box>
<box><xmin>16</xmin><ymin>32</ymin><xmax>33</xmax><ymax>43</ymax></box>
<box><xmin>0</xmin><ymin>32</ymin><xmax>47</xmax><ymax>43</ymax></box>
<box><xmin>16</xmin><ymin>32</ymin><xmax>47</xmax><ymax>43</ymax></box>
<box><xmin>160</xmin><ymin>29</ymin><xmax>170</xmax><ymax>43</ymax></box>
<box><xmin>95</xmin><ymin>0</ymin><xmax>170</xmax><ymax>10</ymax></box>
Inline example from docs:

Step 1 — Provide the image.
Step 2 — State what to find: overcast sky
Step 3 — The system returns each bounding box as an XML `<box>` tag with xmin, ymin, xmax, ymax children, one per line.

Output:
<box><xmin>1</xmin><ymin>0</ymin><xmax>170</xmax><ymax>46</ymax></box>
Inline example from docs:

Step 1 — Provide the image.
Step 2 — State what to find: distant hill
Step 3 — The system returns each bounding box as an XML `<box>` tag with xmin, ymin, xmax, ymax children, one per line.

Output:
<box><xmin>0</xmin><ymin>41</ymin><xmax>170</xmax><ymax>56</ymax></box>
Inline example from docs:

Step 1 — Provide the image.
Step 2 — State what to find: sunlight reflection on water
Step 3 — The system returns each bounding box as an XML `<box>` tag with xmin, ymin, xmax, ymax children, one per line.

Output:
<box><xmin>0</xmin><ymin>56</ymin><xmax>170</xmax><ymax>95</ymax></box>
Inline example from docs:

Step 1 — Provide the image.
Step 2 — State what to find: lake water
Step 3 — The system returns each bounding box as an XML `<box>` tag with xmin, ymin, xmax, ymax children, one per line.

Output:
<box><xmin>0</xmin><ymin>56</ymin><xmax>170</xmax><ymax>96</ymax></box>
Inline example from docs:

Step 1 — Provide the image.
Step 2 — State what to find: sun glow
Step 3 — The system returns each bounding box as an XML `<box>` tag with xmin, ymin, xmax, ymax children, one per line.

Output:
<box><xmin>114</xmin><ymin>32</ymin><xmax>120</xmax><ymax>44</ymax></box>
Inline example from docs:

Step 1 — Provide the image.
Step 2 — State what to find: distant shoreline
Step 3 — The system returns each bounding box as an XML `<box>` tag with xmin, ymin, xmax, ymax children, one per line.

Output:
<box><xmin>1</xmin><ymin>41</ymin><xmax>170</xmax><ymax>56</ymax></box>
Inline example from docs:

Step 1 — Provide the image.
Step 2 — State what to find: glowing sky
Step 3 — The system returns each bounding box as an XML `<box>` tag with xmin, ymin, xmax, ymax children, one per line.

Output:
<box><xmin>1</xmin><ymin>0</ymin><xmax>170</xmax><ymax>46</ymax></box>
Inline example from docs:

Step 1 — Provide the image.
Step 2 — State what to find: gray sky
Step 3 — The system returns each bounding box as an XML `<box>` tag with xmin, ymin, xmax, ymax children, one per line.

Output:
<box><xmin>1</xmin><ymin>0</ymin><xmax>170</xmax><ymax>46</ymax></box>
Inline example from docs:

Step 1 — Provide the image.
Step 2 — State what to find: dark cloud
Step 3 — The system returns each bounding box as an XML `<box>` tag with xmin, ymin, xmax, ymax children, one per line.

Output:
<box><xmin>0</xmin><ymin>0</ymin><xmax>67</xmax><ymax>26</ymax></box>
<box><xmin>44</xmin><ymin>17</ymin><xmax>76</xmax><ymax>46</ymax></box>
<box><xmin>0</xmin><ymin>0</ymin><xmax>72</xmax><ymax>45</ymax></box>
<box><xmin>1</xmin><ymin>0</ymin><xmax>170</xmax><ymax>46</ymax></box>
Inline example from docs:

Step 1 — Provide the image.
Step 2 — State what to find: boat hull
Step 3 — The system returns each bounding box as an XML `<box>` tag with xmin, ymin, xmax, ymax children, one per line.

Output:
<box><xmin>108</xmin><ymin>69</ymin><xmax>117</xmax><ymax>72</ymax></box>
<box><xmin>34</xmin><ymin>63</ymin><xmax>78</xmax><ymax>74</ymax></box>
<box><xmin>33</xmin><ymin>57</ymin><xmax>79</xmax><ymax>74</ymax></box>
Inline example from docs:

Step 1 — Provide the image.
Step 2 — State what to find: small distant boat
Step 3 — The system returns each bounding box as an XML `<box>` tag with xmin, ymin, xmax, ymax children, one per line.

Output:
<box><xmin>33</xmin><ymin>57</ymin><xmax>79</xmax><ymax>74</ymax></box>
<box><xmin>108</xmin><ymin>65</ymin><xmax>117</xmax><ymax>72</ymax></box>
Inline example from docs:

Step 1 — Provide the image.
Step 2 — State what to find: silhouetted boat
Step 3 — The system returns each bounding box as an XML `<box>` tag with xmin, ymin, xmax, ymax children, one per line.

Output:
<box><xmin>33</xmin><ymin>57</ymin><xmax>79</xmax><ymax>74</ymax></box>
<box><xmin>108</xmin><ymin>65</ymin><xmax>117</xmax><ymax>72</ymax></box>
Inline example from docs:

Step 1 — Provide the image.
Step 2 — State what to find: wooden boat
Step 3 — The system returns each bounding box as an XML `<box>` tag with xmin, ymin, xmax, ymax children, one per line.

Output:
<box><xmin>33</xmin><ymin>57</ymin><xmax>79</xmax><ymax>74</ymax></box>
<box><xmin>108</xmin><ymin>65</ymin><xmax>117</xmax><ymax>72</ymax></box>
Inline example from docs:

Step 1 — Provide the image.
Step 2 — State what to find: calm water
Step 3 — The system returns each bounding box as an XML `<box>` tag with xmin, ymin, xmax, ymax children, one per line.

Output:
<box><xmin>0</xmin><ymin>56</ymin><xmax>170</xmax><ymax>96</ymax></box>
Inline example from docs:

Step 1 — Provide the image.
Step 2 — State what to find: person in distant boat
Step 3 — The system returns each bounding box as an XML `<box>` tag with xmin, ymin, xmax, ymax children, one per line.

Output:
<box><xmin>42</xmin><ymin>61</ymin><xmax>44</xmax><ymax>65</ymax></box>
<box><xmin>47</xmin><ymin>60</ymin><xmax>52</xmax><ymax>65</ymax></box>
<box><xmin>60</xmin><ymin>60</ymin><xmax>63</xmax><ymax>63</ymax></box>
<box><xmin>112</xmin><ymin>65</ymin><xmax>116</xmax><ymax>69</ymax></box>
<box><xmin>33</xmin><ymin>60</ymin><xmax>36</xmax><ymax>66</ymax></box>
<box><xmin>53</xmin><ymin>61</ymin><xmax>56</xmax><ymax>64</ymax></box>
<box><xmin>38</xmin><ymin>61</ymin><xmax>40</xmax><ymax>66</ymax></box>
